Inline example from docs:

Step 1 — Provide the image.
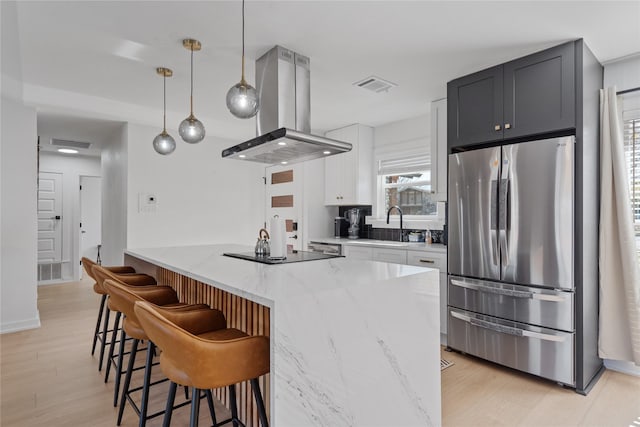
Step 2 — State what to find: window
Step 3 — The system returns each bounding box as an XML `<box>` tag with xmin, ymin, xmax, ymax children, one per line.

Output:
<box><xmin>375</xmin><ymin>153</ymin><xmax>440</xmax><ymax>220</ymax></box>
<box><xmin>622</xmin><ymin>91</ymin><xmax>640</xmax><ymax>257</ymax></box>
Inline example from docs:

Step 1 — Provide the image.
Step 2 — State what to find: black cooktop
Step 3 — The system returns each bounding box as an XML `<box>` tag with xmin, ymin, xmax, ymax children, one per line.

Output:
<box><xmin>223</xmin><ymin>250</ymin><xmax>342</xmax><ymax>264</ymax></box>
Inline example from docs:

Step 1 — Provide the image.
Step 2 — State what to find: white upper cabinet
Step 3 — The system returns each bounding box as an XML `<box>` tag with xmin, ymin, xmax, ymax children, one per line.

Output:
<box><xmin>430</xmin><ymin>99</ymin><xmax>447</xmax><ymax>202</ymax></box>
<box><xmin>324</xmin><ymin>124</ymin><xmax>373</xmax><ymax>206</ymax></box>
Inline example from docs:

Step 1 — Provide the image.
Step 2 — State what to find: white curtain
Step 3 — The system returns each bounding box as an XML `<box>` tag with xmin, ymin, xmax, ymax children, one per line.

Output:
<box><xmin>599</xmin><ymin>87</ymin><xmax>640</xmax><ymax>365</ymax></box>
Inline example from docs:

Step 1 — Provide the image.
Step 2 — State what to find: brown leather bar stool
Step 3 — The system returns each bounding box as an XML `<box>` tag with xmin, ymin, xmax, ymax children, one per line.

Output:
<box><xmin>83</xmin><ymin>258</ymin><xmax>156</xmax><ymax>371</ymax></box>
<box><xmin>103</xmin><ymin>279</ymin><xmax>215</xmax><ymax>427</ymax></box>
<box><xmin>135</xmin><ymin>300</ymin><xmax>270</xmax><ymax>427</ymax></box>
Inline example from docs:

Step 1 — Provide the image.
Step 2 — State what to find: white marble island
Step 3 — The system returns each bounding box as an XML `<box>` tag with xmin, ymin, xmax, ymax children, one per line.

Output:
<box><xmin>125</xmin><ymin>244</ymin><xmax>441</xmax><ymax>427</ymax></box>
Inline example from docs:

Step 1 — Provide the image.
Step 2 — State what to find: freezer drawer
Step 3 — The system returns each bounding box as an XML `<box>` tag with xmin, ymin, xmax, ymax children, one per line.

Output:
<box><xmin>448</xmin><ymin>276</ymin><xmax>574</xmax><ymax>331</ymax></box>
<box><xmin>448</xmin><ymin>308</ymin><xmax>575</xmax><ymax>386</ymax></box>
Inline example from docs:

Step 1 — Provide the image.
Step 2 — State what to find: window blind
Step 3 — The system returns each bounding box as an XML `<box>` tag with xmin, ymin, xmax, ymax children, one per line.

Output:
<box><xmin>624</xmin><ymin>117</ymin><xmax>640</xmax><ymax>222</ymax></box>
<box><xmin>378</xmin><ymin>154</ymin><xmax>430</xmax><ymax>176</ymax></box>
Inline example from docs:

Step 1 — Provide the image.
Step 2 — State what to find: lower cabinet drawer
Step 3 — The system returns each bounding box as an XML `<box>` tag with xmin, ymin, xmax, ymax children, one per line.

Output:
<box><xmin>447</xmin><ymin>308</ymin><xmax>575</xmax><ymax>386</ymax></box>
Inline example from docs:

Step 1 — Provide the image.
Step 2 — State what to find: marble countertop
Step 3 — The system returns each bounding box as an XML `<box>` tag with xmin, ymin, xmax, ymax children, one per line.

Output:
<box><xmin>310</xmin><ymin>237</ymin><xmax>447</xmax><ymax>253</ymax></box>
<box><xmin>125</xmin><ymin>244</ymin><xmax>442</xmax><ymax>426</ymax></box>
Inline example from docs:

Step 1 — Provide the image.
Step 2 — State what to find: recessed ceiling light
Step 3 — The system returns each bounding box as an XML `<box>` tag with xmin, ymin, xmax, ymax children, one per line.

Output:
<box><xmin>57</xmin><ymin>148</ymin><xmax>78</xmax><ymax>154</ymax></box>
<box><xmin>238</xmin><ymin>154</ymin><xmax>246</xmax><ymax>158</ymax></box>
<box><xmin>323</xmin><ymin>151</ymin><xmax>331</xmax><ymax>155</ymax></box>
<box><xmin>281</xmin><ymin>161</ymin><xmax>288</xmax><ymax>165</ymax></box>
<box><xmin>278</xmin><ymin>141</ymin><xmax>287</xmax><ymax>146</ymax></box>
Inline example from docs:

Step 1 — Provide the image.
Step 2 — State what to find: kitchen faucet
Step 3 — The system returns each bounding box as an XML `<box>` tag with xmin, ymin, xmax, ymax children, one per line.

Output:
<box><xmin>386</xmin><ymin>205</ymin><xmax>404</xmax><ymax>242</ymax></box>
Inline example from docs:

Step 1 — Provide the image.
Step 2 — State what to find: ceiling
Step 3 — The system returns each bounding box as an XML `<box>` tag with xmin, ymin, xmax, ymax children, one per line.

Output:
<box><xmin>16</xmin><ymin>1</ymin><xmax>640</xmax><ymax>155</ymax></box>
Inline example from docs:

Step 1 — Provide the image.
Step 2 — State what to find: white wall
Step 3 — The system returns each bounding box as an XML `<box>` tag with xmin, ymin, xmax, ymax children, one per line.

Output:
<box><xmin>126</xmin><ymin>122</ymin><xmax>265</xmax><ymax>249</ymax></box>
<box><xmin>374</xmin><ymin>114</ymin><xmax>430</xmax><ymax>153</ymax></box>
<box><xmin>604</xmin><ymin>55</ymin><xmax>640</xmax><ymax>91</ymax></box>
<box><xmin>1</xmin><ymin>1</ymin><xmax>40</xmax><ymax>333</ymax></box>
<box><xmin>38</xmin><ymin>151</ymin><xmax>101</xmax><ymax>281</ymax></box>
<box><xmin>101</xmin><ymin>123</ymin><xmax>128</xmax><ymax>265</ymax></box>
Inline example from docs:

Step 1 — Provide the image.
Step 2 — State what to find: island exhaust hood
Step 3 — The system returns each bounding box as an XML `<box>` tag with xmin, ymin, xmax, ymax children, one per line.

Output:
<box><xmin>221</xmin><ymin>46</ymin><xmax>352</xmax><ymax>164</ymax></box>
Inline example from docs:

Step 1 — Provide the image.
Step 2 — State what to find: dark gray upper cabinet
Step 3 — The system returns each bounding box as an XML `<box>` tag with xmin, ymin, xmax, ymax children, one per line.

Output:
<box><xmin>448</xmin><ymin>66</ymin><xmax>503</xmax><ymax>147</ymax></box>
<box><xmin>448</xmin><ymin>41</ymin><xmax>576</xmax><ymax>150</ymax></box>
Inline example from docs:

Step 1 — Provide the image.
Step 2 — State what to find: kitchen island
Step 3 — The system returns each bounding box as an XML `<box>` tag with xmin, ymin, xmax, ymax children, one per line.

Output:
<box><xmin>125</xmin><ymin>244</ymin><xmax>441</xmax><ymax>427</ymax></box>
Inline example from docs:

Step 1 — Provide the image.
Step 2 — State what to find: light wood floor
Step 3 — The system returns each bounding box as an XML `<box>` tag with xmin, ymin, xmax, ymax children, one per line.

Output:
<box><xmin>1</xmin><ymin>279</ymin><xmax>639</xmax><ymax>427</ymax></box>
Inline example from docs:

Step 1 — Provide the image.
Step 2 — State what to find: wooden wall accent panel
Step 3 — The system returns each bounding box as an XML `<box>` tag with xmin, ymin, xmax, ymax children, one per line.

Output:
<box><xmin>271</xmin><ymin>169</ymin><xmax>293</xmax><ymax>184</ymax></box>
<box><xmin>271</xmin><ymin>195</ymin><xmax>293</xmax><ymax>208</ymax></box>
<box><xmin>156</xmin><ymin>267</ymin><xmax>270</xmax><ymax>427</ymax></box>
<box><xmin>285</xmin><ymin>219</ymin><xmax>294</xmax><ymax>232</ymax></box>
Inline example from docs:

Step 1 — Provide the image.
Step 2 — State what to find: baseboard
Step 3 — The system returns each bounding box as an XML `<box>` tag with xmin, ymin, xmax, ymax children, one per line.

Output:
<box><xmin>604</xmin><ymin>359</ymin><xmax>640</xmax><ymax>377</ymax></box>
<box><xmin>0</xmin><ymin>314</ymin><xmax>41</xmax><ymax>334</ymax></box>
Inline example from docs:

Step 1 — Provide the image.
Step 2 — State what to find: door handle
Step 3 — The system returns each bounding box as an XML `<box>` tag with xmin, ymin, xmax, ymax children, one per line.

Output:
<box><xmin>490</xmin><ymin>179</ymin><xmax>499</xmax><ymax>266</ymax></box>
<box><xmin>290</xmin><ymin>235</ymin><xmax>298</xmax><ymax>239</ymax></box>
<box><xmin>50</xmin><ymin>215</ymin><xmax>61</xmax><ymax>220</ymax></box>
<box><xmin>81</xmin><ymin>231</ymin><xmax>86</xmax><ymax>234</ymax></box>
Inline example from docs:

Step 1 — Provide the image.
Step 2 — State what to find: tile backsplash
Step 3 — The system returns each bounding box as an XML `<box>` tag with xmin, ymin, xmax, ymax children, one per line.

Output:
<box><xmin>336</xmin><ymin>205</ymin><xmax>446</xmax><ymax>244</ymax></box>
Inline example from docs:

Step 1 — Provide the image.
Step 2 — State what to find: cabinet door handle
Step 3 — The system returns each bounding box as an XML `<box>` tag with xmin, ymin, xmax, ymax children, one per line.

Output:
<box><xmin>419</xmin><ymin>259</ymin><xmax>435</xmax><ymax>264</ymax></box>
<box><xmin>494</xmin><ymin>125</ymin><xmax>501</xmax><ymax>131</ymax></box>
<box><xmin>504</xmin><ymin>123</ymin><xmax>511</xmax><ymax>129</ymax></box>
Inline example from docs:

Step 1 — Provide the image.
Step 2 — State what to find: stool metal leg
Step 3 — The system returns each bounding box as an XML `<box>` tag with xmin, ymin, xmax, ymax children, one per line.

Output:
<box><xmin>92</xmin><ymin>294</ymin><xmax>107</xmax><ymax>355</ymax></box>
<box><xmin>162</xmin><ymin>381</ymin><xmax>177</xmax><ymax>427</ymax></box>
<box><xmin>118</xmin><ymin>338</ymin><xmax>139</xmax><ymax>426</ymax></box>
<box><xmin>251</xmin><ymin>378</ymin><xmax>269</xmax><ymax>427</ymax></box>
<box><xmin>205</xmin><ymin>389</ymin><xmax>217</xmax><ymax>425</ymax></box>
<box><xmin>189</xmin><ymin>387</ymin><xmax>201</xmax><ymax>427</ymax></box>
<box><xmin>105</xmin><ymin>311</ymin><xmax>122</xmax><ymax>383</ymax></box>
<box><xmin>114</xmin><ymin>326</ymin><xmax>127</xmax><ymax>406</ymax></box>
<box><xmin>229</xmin><ymin>384</ymin><xmax>239</xmax><ymax>427</ymax></box>
<box><xmin>98</xmin><ymin>306</ymin><xmax>111</xmax><ymax>371</ymax></box>
<box><xmin>138</xmin><ymin>341</ymin><xmax>155</xmax><ymax>427</ymax></box>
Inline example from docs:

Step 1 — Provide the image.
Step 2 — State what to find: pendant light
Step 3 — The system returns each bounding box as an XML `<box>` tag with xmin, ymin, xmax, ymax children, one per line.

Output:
<box><xmin>226</xmin><ymin>0</ymin><xmax>259</xmax><ymax>119</ymax></box>
<box><xmin>153</xmin><ymin>67</ymin><xmax>177</xmax><ymax>155</ymax></box>
<box><xmin>179</xmin><ymin>38</ymin><xmax>206</xmax><ymax>144</ymax></box>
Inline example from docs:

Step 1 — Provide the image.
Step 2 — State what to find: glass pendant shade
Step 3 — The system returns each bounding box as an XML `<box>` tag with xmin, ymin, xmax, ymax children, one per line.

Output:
<box><xmin>179</xmin><ymin>114</ymin><xmax>205</xmax><ymax>143</ymax></box>
<box><xmin>153</xmin><ymin>130</ymin><xmax>176</xmax><ymax>155</ymax></box>
<box><xmin>226</xmin><ymin>81</ymin><xmax>259</xmax><ymax>119</ymax></box>
<box><xmin>227</xmin><ymin>0</ymin><xmax>259</xmax><ymax>119</ymax></box>
<box><xmin>153</xmin><ymin>67</ymin><xmax>176</xmax><ymax>155</ymax></box>
<box><xmin>180</xmin><ymin>39</ymin><xmax>205</xmax><ymax>144</ymax></box>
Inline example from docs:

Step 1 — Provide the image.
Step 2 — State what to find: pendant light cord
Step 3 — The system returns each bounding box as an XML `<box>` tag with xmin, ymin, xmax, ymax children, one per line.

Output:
<box><xmin>163</xmin><ymin>73</ymin><xmax>167</xmax><ymax>131</ymax></box>
<box><xmin>190</xmin><ymin>46</ymin><xmax>194</xmax><ymax>115</ymax></box>
<box><xmin>241</xmin><ymin>0</ymin><xmax>246</xmax><ymax>83</ymax></box>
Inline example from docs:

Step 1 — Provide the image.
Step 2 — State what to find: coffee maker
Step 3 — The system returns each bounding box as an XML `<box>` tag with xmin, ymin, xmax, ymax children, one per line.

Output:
<box><xmin>345</xmin><ymin>208</ymin><xmax>361</xmax><ymax>239</ymax></box>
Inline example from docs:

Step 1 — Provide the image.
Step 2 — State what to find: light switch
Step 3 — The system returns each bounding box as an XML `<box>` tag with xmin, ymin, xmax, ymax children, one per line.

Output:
<box><xmin>138</xmin><ymin>193</ymin><xmax>157</xmax><ymax>213</ymax></box>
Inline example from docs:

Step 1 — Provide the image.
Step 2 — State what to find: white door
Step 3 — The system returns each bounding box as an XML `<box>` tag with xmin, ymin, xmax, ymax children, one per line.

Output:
<box><xmin>265</xmin><ymin>164</ymin><xmax>303</xmax><ymax>251</ymax></box>
<box><xmin>80</xmin><ymin>176</ymin><xmax>102</xmax><ymax>275</ymax></box>
<box><xmin>37</xmin><ymin>172</ymin><xmax>63</xmax><ymax>262</ymax></box>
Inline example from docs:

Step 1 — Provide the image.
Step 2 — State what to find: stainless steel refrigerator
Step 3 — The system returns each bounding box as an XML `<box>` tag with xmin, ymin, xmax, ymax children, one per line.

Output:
<box><xmin>447</xmin><ymin>136</ymin><xmax>577</xmax><ymax>386</ymax></box>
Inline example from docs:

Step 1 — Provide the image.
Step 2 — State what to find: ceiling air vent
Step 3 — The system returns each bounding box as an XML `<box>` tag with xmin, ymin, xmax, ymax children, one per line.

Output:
<box><xmin>50</xmin><ymin>138</ymin><xmax>92</xmax><ymax>149</ymax></box>
<box><xmin>353</xmin><ymin>76</ymin><xmax>397</xmax><ymax>93</ymax></box>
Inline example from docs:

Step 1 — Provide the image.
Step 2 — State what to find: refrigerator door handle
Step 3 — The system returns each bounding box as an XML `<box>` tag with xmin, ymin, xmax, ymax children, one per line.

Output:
<box><xmin>490</xmin><ymin>180</ymin><xmax>499</xmax><ymax>265</ymax></box>
<box><xmin>499</xmin><ymin>160</ymin><xmax>510</xmax><ymax>268</ymax></box>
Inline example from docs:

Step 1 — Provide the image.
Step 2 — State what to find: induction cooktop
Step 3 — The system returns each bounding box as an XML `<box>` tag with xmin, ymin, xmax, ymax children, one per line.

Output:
<box><xmin>223</xmin><ymin>250</ymin><xmax>342</xmax><ymax>264</ymax></box>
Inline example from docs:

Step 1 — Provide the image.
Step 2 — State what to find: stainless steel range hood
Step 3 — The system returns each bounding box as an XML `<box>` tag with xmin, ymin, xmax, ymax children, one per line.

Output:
<box><xmin>221</xmin><ymin>46</ymin><xmax>352</xmax><ymax>164</ymax></box>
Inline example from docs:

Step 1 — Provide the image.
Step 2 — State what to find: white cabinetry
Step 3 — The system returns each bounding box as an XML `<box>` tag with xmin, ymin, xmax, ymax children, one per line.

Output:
<box><xmin>407</xmin><ymin>250</ymin><xmax>448</xmax><ymax>336</ymax></box>
<box><xmin>342</xmin><ymin>245</ymin><xmax>373</xmax><ymax>260</ymax></box>
<box><xmin>372</xmin><ymin>248</ymin><xmax>407</xmax><ymax>264</ymax></box>
<box><xmin>430</xmin><ymin>98</ymin><xmax>447</xmax><ymax>202</ymax></box>
<box><xmin>324</xmin><ymin>124</ymin><xmax>373</xmax><ymax>205</ymax></box>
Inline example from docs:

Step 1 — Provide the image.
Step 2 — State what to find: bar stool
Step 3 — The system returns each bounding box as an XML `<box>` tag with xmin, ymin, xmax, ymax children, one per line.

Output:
<box><xmin>83</xmin><ymin>258</ymin><xmax>156</xmax><ymax>371</ymax></box>
<box><xmin>92</xmin><ymin>265</ymin><xmax>157</xmax><ymax>376</ymax></box>
<box><xmin>134</xmin><ymin>300</ymin><xmax>270</xmax><ymax>427</ymax></box>
<box><xmin>103</xmin><ymin>279</ymin><xmax>216</xmax><ymax>427</ymax></box>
